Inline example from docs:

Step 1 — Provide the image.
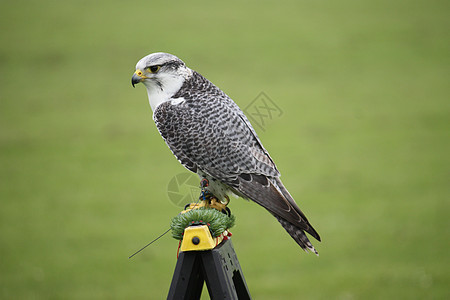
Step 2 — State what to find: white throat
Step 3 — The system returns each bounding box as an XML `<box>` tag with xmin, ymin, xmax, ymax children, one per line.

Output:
<box><xmin>144</xmin><ymin>71</ymin><xmax>191</xmax><ymax>112</ymax></box>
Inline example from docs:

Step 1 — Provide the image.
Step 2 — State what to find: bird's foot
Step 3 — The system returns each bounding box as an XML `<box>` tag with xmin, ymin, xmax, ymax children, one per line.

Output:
<box><xmin>198</xmin><ymin>178</ymin><xmax>231</xmax><ymax>214</ymax></box>
<box><xmin>208</xmin><ymin>197</ymin><xmax>230</xmax><ymax>215</ymax></box>
<box><xmin>178</xmin><ymin>179</ymin><xmax>232</xmax><ymax>216</ymax></box>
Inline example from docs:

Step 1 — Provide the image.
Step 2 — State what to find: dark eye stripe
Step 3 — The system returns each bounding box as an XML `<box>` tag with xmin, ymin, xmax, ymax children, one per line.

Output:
<box><xmin>163</xmin><ymin>61</ymin><xmax>181</xmax><ymax>68</ymax></box>
<box><xmin>146</xmin><ymin>60</ymin><xmax>182</xmax><ymax>72</ymax></box>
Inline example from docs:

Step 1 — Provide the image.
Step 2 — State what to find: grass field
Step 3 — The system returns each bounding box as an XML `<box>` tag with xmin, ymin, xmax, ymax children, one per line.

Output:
<box><xmin>0</xmin><ymin>0</ymin><xmax>449</xmax><ymax>299</ymax></box>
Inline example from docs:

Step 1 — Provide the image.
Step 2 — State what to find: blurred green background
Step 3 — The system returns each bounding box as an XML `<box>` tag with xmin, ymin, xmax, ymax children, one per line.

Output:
<box><xmin>1</xmin><ymin>0</ymin><xmax>448</xmax><ymax>299</ymax></box>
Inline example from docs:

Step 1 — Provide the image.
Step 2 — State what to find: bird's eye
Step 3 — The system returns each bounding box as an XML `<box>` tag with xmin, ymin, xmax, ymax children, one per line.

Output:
<box><xmin>148</xmin><ymin>65</ymin><xmax>161</xmax><ymax>73</ymax></box>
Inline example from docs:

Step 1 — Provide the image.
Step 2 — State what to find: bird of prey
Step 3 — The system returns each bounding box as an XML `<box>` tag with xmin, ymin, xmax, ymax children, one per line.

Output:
<box><xmin>131</xmin><ymin>52</ymin><xmax>321</xmax><ymax>254</ymax></box>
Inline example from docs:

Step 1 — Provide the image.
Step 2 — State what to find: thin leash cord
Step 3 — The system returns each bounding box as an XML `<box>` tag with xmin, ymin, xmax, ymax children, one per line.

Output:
<box><xmin>128</xmin><ymin>195</ymin><xmax>200</xmax><ymax>259</ymax></box>
<box><xmin>128</xmin><ymin>227</ymin><xmax>171</xmax><ymax>259</ymax></box>
<box><xmin>129</xmin><ymin>180</ymin><xmax>207</xmax><ymax>259</ymax></box>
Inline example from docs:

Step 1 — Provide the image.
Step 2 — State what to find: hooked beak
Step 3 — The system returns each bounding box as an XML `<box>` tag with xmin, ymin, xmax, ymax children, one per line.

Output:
<box><xmin>131</xmin><ymin>69</ymin><xmax>147</xmax><ymax>88</ymax></box>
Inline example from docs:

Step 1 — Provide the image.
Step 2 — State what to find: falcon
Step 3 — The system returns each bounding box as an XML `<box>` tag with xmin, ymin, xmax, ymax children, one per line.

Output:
<box><xmin>131</xmin><ymin>52</ymin><xmax>321</xmax><ymax>254</ymax></box>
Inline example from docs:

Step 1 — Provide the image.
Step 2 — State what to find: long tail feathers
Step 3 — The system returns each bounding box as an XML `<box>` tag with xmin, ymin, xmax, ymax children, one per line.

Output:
<box><xmin>234</xmin><ymin>174</ymin><xmax>321</xmax><ymax>254</ymax></box>
<box><xmin>275</xmin><ymin>215</ymin><xmax>319</xmax><ymax>255</ymax></box>
<box><xmin>274</xmin><ymin>178</ymin><xmax>321</xmax><ymax>241</ymax></box>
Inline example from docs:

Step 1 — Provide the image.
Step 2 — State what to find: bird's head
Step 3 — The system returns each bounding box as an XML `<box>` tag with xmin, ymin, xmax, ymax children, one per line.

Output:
<box><xmin>131</xmin><ymin>52</ymin><xmax>191</xmax><ymax>89</ymax></box>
